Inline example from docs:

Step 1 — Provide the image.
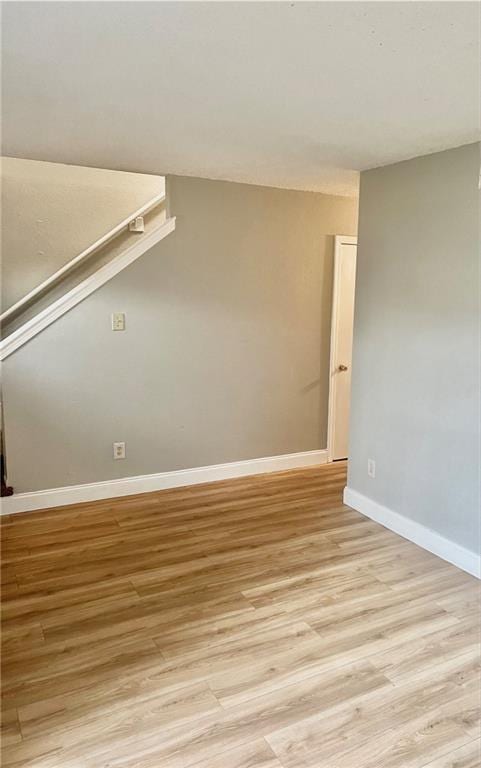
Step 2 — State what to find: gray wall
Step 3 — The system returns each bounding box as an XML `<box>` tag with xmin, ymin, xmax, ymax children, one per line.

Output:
<box><xmin>348</xmin><ymin>143</ymin><xmax>480</xmax><ymax>553</ymax></box>
<box><xmin>3</xmin><ymin>175</ymin><xmax>357</xmax><ymax>492</ymax></box>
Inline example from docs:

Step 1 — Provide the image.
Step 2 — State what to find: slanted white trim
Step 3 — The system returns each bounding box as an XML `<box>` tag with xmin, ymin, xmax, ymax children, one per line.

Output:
<box><xmin>1</xmin><ymin>449</ymin><xmax>328</xmax><ymax>515</ymax></box>
<box><xmin>0</xmin><ymin>217</ymin><xmax>176</xmax><ymax>361</ymax></box>
<box><xmin>344</xmin><ymin>486</ymin><xmax>481</xmax><ymax>579</ymax></box>
<box><xmin>1</xmin><ymin>184</ymin><xmax>166</xmax><ymax>323</ymax></box>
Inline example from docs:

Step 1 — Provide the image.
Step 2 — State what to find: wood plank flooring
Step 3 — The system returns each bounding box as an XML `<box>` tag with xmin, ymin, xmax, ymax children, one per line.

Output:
<box><xmin>1</xmin><ymin>462</ymin><xmax>480</xmax><ymax>767</ymax></box>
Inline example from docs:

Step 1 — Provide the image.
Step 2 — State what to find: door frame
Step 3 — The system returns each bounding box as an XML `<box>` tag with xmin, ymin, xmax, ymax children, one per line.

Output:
<box><xmin>327</xmin><ymin>235</ymin><xmax>358</xmax><ymax>463</ymax></box>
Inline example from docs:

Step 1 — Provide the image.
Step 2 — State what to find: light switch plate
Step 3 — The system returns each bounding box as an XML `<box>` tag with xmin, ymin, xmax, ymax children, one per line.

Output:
<box><xmin>111</xmin><ymin>312</ymin><xmax>125</xmax><ymax>331</ymax></box>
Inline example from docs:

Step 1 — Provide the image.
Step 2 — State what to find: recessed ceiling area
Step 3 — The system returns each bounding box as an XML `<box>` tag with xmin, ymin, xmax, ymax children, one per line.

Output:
<box><xmin>2</xmin><ymin>1</ymin><xmax>479</xmax><ymax>196</ymax></box>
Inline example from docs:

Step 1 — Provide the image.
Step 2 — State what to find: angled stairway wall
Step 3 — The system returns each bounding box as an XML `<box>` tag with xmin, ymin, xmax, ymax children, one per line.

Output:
<box><xmin>1</xmin><ymin>159</ymin><xmax>175</xmax><ymax>358</ymax></box>
<box><xmin>2</xmin><ymin>158</ymin><xmax>166</xmax><ymax>313</ymax></box>
<box><xmin>2</xmin><ymin>175</ymin><xmax>358</xmax><ymax>495</ymax></box>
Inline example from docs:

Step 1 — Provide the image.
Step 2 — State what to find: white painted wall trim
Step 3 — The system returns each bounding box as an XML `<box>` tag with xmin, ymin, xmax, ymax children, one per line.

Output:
<box><xmin>0</xmin><ymin>217</ymin><xmax>176</xmax><ymax>361</ymax></box>
<box><xmin>1</xmin><ymin>183</ymin><xmax>166</xmax><ymax>323</ymax></box>
<box><xmin>327</xmin><ymin>234</ymin><xmax>358</xmax><ymax>462</ymax></box>
<box><xmin>344</xmin><ymin>486</ymin><xmax>481</xmax><ymax>579</ymax></box>
<box><xmin>1</xmin><ymin>449</ymin><xmax>328</xmax><ymax>515</ymax></box>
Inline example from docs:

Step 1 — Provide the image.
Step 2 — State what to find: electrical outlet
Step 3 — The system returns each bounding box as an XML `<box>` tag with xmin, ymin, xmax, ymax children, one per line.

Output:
<box><xmin>111</xmin><ymin>312</ymin><xmax>126</xmax><ymax>331</ymax></box>
<box><xmin>367</xmin><ymin>458</ymin><xmax>376</xmax><ymax>478</ymax></box>
<box><xmin>113</xmin><ymin>442</ymin><xmax>126</xmax><ymax>460</ymax></box>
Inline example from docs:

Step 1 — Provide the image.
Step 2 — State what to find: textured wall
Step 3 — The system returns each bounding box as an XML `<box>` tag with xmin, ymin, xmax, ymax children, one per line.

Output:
<box><xmin>348</xmin><ymin>143</ymin><xmax>480</xmax><ymax>553</ymax></box>
<box><xmin>3</xmin><ymin>175</ymin><xmax>358</xmax><ymax>492</ymax></box>
<box><xmin>1</xmin><ymin>157</ymin><xmax>164</xmax><ymax>310</ymax></box>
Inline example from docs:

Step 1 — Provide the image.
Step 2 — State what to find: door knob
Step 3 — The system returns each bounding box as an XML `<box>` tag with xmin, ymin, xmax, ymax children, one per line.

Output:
<box><xmin>338</xmin><ymin>364</ymin><xmax>348</xmax><ymax>371</ymax></box>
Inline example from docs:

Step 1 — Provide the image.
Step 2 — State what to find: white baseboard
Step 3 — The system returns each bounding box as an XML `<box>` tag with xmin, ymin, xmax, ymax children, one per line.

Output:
<box><xmin>344</xmin><ymin>486</ymin><xmax>480</xmax><ymax>579</ymax></box>
<box><xmin>1</xmin><ymin>449</ymin><xmax>328</xmax><ymax>516</ymax></box>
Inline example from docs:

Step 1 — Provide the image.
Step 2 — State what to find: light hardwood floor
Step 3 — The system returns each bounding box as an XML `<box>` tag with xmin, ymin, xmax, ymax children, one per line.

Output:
<box><xmin>1</xmin><ymin>462</ymin><xmax>480</xmax><ymax>767</ymax></box>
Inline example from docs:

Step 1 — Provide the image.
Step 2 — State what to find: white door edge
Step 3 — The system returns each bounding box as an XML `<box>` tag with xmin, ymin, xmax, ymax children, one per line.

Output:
<box><xmin>327</xmin><ymin>235</ymin><xmax>358</xmax><ymax>462</ymax></box>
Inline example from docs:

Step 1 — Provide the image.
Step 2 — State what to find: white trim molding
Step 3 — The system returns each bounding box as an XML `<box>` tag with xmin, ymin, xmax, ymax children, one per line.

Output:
<box><xmin>0</xmin><ymin>217</ymin><xmax>176</xmax><ymax>361</ymax></box>
<box><xmin>344</xmin><ymin>486</ymin><xmax>481</xmax><ymax>579</ymax></box>
<box><xmin>1</xmin><ymin>449</ymin><xmax>328</xmax><ymax>516</ymax></box>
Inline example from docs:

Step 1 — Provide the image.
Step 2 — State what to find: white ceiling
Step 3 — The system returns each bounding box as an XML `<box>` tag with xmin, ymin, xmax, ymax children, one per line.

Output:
<box><xmin>2</xmin><ymin>2</ymin><xmax>479</xmax><ymax>196</ymax></box>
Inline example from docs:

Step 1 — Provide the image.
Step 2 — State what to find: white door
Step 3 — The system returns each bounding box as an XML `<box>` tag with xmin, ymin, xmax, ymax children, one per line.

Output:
<box><xmin>328</xmin><ymin>236</ymin><xmax>357</xmax><ymax>461</ymax></box>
